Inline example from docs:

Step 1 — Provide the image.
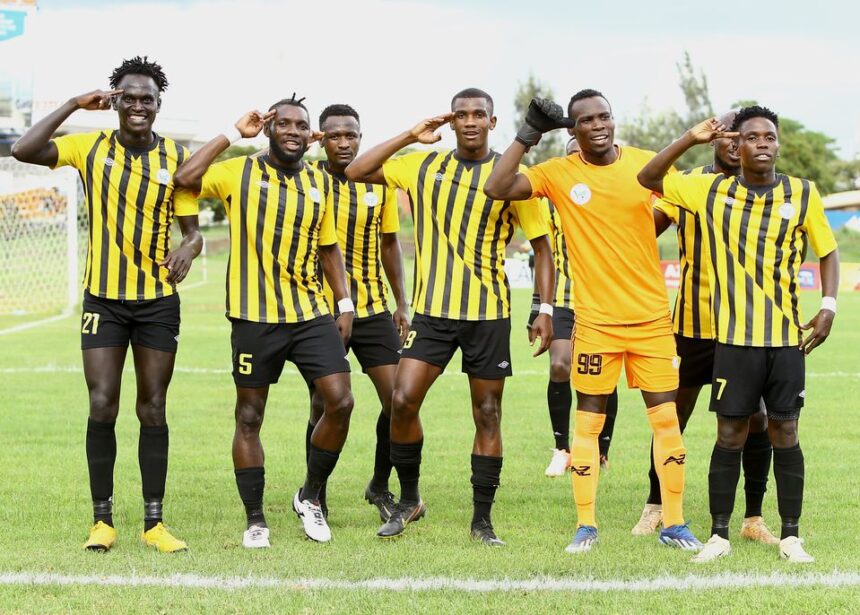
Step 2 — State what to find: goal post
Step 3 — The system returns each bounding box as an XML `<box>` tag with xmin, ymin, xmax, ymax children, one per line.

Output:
<box><xmin>0</xmin><ymin>156</ymin><xmax>84</xmax><ymax>317</ymax></box>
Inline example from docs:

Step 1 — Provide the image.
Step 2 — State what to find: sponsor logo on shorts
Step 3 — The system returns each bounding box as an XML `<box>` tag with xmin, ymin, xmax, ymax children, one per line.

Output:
<box><xmin>799</xmin><ymin>389</ymin><xmax>806</xmax><ymax>398</ymax></box>
<box><xmin>571</xmin><ymin>464</ymin><xmax>592</xmax><ymax>477</ymax></box>
<box><xmin>663</xmin><ymin>454</ymin><xmax>686</xmax><ymax>466</ymax></box>
<box><xmin>174</xmin><ymin>335</ymin><xmax>180</xmax><ymax>342</ymax></box>
<box><xmin>497</xmin><ymin>360</ymin><xmax>510</xmax><ymax>369</ymax></box>
<box><xmin>569</xmin><ymin>183</ymin><xmax>591</xmax><ymax>206</ymax></box>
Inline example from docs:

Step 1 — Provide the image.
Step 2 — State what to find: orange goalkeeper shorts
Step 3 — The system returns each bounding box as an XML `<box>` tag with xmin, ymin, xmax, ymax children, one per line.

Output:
<box><xmin>571</xmin><ymin>315</ymin><xmax>679</xmax><ymax>395</ymax></box>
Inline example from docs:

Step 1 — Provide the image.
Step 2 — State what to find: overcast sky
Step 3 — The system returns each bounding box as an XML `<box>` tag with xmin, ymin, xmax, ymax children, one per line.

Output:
<box><xmin>12</xmin><ymin>0</ymin><xmax>860</xmax><ymax>158</ymax></box>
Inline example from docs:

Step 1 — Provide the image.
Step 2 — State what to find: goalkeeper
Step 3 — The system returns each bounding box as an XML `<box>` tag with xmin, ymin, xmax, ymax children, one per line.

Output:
<box><xmin>485</xmin><ymin>90</ymin><xmax>702</xmax><ymax>555</ymax></box>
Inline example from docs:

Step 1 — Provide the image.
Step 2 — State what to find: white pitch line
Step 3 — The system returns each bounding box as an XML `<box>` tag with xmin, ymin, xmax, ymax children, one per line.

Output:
<box><xmin>1</xmin><ymin>365</ymin><xmax>858</xmax><ymax>380</ymax></box>
<box><xmin>1</xmin><ymin>570</ymin><xmax>859</xmax><ymax>593</ymax></box>
<box><xmin>0</xmin><ymin>280</ymin><xmax>210</xmax><ymax>337</ymax></box>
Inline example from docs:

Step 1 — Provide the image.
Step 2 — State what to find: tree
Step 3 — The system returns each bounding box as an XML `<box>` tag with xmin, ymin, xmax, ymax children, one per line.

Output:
<box><xmin>513</xmin><ymin>73</ymin><xmax>563</xmax><ymax>165</ymax></box>
<box><xmin>619</xmin><ymin>52</ymin><xmax>713</xmax><ymax>169</ymax></box>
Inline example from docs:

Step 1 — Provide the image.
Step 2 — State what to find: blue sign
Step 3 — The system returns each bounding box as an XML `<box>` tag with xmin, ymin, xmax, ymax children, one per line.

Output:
<box><xmin>0</xmin><ymin>10</ymin><xmax>27</xmax><ymax>42</ymax></box>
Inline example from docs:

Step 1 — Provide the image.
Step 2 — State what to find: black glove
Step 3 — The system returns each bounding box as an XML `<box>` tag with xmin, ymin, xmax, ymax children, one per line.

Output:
<box><xmin>515</xmin><ymin>98</ymin><xmax>575</xmax><ymax>149</ymax></box>
<box><xmin>527</xmin><ymin>291</ymin><xmax>541</xmax><ymax>330</ymax></box>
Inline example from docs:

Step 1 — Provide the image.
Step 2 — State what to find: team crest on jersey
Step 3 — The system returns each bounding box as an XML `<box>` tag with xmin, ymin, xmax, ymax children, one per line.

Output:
<box><xmin>103</xmin><ymin>157</ymin><xmax>115</xmax><ymax>167</ymax></box>
<box><xmin>725</xmin><ymin>196</ymin><xmax>735</xmax><ymax>205</ymax></box>
<box><xmin>363</xmin><ymin>192</ymin><xmax>379</xmax><ymax>207</ymax></box>
<box><xmin>157</xmin><ymin>168</ymin><xmax>172</xmax><ymax>185</ymax></box>
<box><xmin>308</xmin><ymin>187</ymin><xmax>321</xmax><ymax>203</ymax></box>
<box><xmin>779</xmin><ymin>202</ymin><xmax>795</xmax><ymax>220</ymax></box>
<box><xmin>257</xmin><ymin>180</ymin><xmax>269</xmax><ymax>189</ymax></box>
<box><xmin>569</xmin><ymin>183</ymin><xmax>591</xmax><ymax>205</ymax></box>
<box><xmin>434</xmin><ymin>172</ymin><xmax>445</xmax><ymax>182</ymax></box>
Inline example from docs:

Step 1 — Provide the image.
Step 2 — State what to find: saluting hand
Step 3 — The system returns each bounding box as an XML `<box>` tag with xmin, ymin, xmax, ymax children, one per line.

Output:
<box><xmin>799</xmin><ymin>309</ymin><xmax>835</xmax><ymax>355</ymax></box>
<box><xmin>409</xmin><ymin>113</ymin><xmax>455</xmax><ymax>144</ymax></box>
<box><xmin>687</xmin><ymin>118</ymin><xmax>739</xmax><ymax>144</ymax></box>
<box><xmin>74</xmin><ymin>89</ymin><xmax>124</xmax><ymax>111</ymax></box>
<box><xmin>308</xmin><ymin>130</ymin><xmax>325</xmax><ymax>145</ymax></box>
<box><xmin>236</xmin><ymin>110</ymin><xmax>276</xmax><ymax>139</ymax></box>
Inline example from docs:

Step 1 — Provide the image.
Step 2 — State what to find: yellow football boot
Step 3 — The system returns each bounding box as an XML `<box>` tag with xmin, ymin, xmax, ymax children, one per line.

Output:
<box><xmin>83</xmin><ymin>520</ymin><xmax>117</xmax><ymax>552</ymax></box>
<box><xmin>141</xmin><ymin>523</ymin><xmax>188</xmax><ymax>553</ymax></box>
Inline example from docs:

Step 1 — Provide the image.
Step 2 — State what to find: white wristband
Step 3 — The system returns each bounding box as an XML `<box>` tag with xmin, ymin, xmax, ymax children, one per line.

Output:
<box><xmin>821</xmin><ymin>296</ymin><xmax>837</xmax><ymax>314</ymax></box>
<box><xmin>221</xmin><ymin>126</ymin><xmax>243</xmax><ymax>145</ymax></box>
<box><xmin>337</xmin><ymin>297</ymin><xmax>355</xmax><ymax>314</ymax></box>
<box><xmin>539</xmin><ymin>303</ymin><xmax>554</xmax><ymax>317</ymax></box>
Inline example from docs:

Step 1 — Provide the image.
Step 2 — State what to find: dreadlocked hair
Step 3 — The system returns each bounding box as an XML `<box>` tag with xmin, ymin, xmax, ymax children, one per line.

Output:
<box><xmin>269</xmin><ymin>92</ymin><xmax>308</xmax><ymax>112</ymax></box>
<box><xmin>109</xmin><ymin>56</ymin><xmax>168</xmax><ymax>92</ymax></box>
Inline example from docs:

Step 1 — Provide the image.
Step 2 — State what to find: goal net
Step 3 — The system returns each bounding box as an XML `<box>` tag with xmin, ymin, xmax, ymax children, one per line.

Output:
<box><xmin>0</xmin><ymin>156</ymin><xmax>85</xmax><ymax>316</ymax></box>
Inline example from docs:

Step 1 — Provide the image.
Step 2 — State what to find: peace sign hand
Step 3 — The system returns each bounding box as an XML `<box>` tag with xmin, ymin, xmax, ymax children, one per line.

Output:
<box><xmin>236</xmin><ymin>110</ymin><xmax>276</xmax><ymax>138</ymax></box>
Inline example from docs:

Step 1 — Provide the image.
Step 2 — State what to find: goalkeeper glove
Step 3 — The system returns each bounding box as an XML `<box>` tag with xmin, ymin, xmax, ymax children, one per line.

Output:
<box><xmin>515</xmin><ymin>98</ymin><xmax>575</xmax><ymax>149</ymax></box>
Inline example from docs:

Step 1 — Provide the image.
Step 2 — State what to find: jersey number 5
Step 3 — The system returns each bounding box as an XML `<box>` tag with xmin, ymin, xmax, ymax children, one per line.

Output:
<box><xmin>576</xmin><ymin>353</ymin><xmax>602</xmax><ymax>375</ymax></box>
<box><xmin>238</xmin><ymin>353</ymin><xmax>253</xmax><ymax>375</ymax></box>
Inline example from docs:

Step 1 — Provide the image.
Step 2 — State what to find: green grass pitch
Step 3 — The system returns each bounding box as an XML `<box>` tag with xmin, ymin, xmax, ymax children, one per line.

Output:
<box><xmin>1</xmin><ymin>252</ymin><xmax>858</xmax><ymax>613</ymax></box>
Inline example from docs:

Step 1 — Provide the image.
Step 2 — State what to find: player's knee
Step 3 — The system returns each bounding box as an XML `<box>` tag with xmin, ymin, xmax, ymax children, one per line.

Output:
<box><xmin>768</xmin><ymin>418</ymin><xmax>798</xmax><ymax>448</ymax></box>
<box><xmin>136</xmin><ymin>393</ymin><xmax>167</xmax><ymax>426</ymax></box>
<box><xmin>235</xmin><ymin>403</ymin><xmax>264</xmax><ymax>434</ymax></box>
<box><xmin>549</xmin><ymin>359</ymin><xmax>570</xmax><ymax>382</ymax></box>
<box><xmin>716</xmin><ymin>416</ymin><xmax>747</xmax><ymax>449</ymax></box>
<box><xmin>325</xmin><ymin>393</ymin><xmax>354</xmax><ymax>425</ymax></box>
<box><xmin>473</xmin><ymin>397</ymin><xmax>501</xmax><ymax>433</ymax></box>
<box><xmin>391</xmin><ymin>388</ymin><xmax>420</xmax><ymax>419</ymax></box>
<box><xmin>88</xmin><ymin>388</ymin><xmax>120</xmax><ymax>423</ymax></box>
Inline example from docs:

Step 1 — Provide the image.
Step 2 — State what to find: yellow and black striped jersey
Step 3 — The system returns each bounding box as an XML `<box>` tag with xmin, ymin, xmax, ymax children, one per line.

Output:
<box><xmin>654</xmin><ymin>164</ymin><xmax>714</xmax><ymax>338</ymax></box>
<box><xmin>382</xmin><ymin>150</ymin><xmax>547</xmax><ymax>321</ymax></box>
<box><xmin>663</xmin><ymin>173</ymin><xmax>837</xmax><ymax>347</ymax></box>
<box><xmin>313</xmin><ymin>160</ymin><xmax>400</xmax><ymax>318</ymax></box>
<box><xmin>543</xmin><ymin>199</ymin><xmax>574</xmax><ymax>309</ymax></box>
<box><xmin>52</xmin><ymin>130</ymin><xmax>197</xmax><ymax>300</ymax></box>
<box><xmin>197</xmin><ymin>156</ymin><xmax>336</xmax><ymax>323</ymax></box>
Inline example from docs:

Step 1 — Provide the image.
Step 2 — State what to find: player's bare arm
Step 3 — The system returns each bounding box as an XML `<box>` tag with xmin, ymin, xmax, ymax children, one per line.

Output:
<box><xmin>173</xmin><ymin>109</ymin><xmax>274</xmax><ymax>192</ymax></box>
<box><xmin>484</xmin><ymin>98</ymin><xmax>573</xmax><ymax>201</ymax></box>
<box><xmin>800</xmin><ymin>248</ymin><xmax>840</xmax><ymax>355</ymax></box>
<box><xmin>529</xmin><ymin>234</ymin><xmax>554</xmax><ymax>357</ymax></box>
<box><xmin>11</xmin><ymin>89</ymin><xmax>124</xmax><ymax>167</ymax></box>
<box><xmin>160</xmin><ymin>215</ymin><xmax>203</xmax><ymax>285</ymax></box>
<box><xmin>345</xmin><ymin>113</ymin><xmax>454</xmax><ymax>185</ymax></box>
<box><xmin>638</xmin><ymin>118</ymin><xmax>738</xmax><ymax>193</ymax></box>
<box><xmin>380</xmin><ymin>231</ymin><xmax>411</xmax><ymax>344</ymax></box>
<box><xmin>319</xmin><ymin>243</ymin><xmax>354</xmax><ymax>345</ymax></box>
<box><xmin>654</xmin><ymin>209</ymin><xmax>673</xmax><ymax>236</ymax></box>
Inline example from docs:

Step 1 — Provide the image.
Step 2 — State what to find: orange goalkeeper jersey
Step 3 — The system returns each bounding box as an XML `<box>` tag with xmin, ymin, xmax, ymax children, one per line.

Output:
<box><xmin>522</xmin><ymin>146</ymin><xmax>671</xmax><ymax>326</ymax></box>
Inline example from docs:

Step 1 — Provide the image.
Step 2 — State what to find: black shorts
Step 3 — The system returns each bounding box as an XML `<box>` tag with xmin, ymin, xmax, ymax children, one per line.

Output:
<box><xmin>710</xmin><ymin>343</ymin><xmax>805</xmax><ymax>420</ymax></box>
<box><xmin>527</xmin><ymin>305</ymin><xmax>575</xmax><ymax>342</ymax></box>
<box><xmin>80</xmin><ymin>291</ymin><xmax>180</xmax><ymax>353</ymax></box>
<box><xmin>402</xmin><ymin>314</ymin><xmax>512</xmax><ymax>379</ymax></box>
<box><xmin>675</xmin><ymin>334</ymin><xmax>716</xmax><ymax>388</ymax></box>
<box><xmin>348</xmin><ymin>312</ymin><xmax>401</xmax><ymax>372</ymax></box>
<box><xmin>230</xmin><ymin>315</ymin><xmax>351</xmax><ymax>387</ymax></box>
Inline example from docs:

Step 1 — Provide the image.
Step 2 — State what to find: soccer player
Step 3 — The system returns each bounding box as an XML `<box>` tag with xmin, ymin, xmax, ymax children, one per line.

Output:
<box><xmin>531</xmin><ymin>135</ymin><xmax>619</xmax><ymax>477</ymax></box>
<box><xmin>307</xmin><ymin>104</ymin><xmax>410</xmax><ymax>520</ymax></box>
<box><xmin>346</xmin><ymin>88</ymin><xmax>554</xmax><ymax>546</ymax></box>
<box><xmin>638</xmin><ymin>106</ymin><xmax>839</xmax><ymax>563</ymax></box>
<box><xmin>484</xmin><ymin>90</ymin><xmax>702</xmax><ymax>554</ymax></box>
<box><xmin>11</xmin><ymin>56</ymin><xmax>202</xmax><ymax>553</ymax></box>
<box><xmin>633</xmin><ymin>111</ymin><xmax>777</xmax><ymax>544</ymax></box>
<box><xmin>173</xmin><ymin>95</ymin><xmax>356</xmax><ymax>547</ymax></box>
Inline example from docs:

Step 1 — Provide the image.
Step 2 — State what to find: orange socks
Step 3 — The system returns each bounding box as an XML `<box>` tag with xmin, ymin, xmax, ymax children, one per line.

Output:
<box><xmin>647</xmin><ymin>402</ymin><xmax>687</xmax><ymax>527</ymax></box>
<box><xmin>570</xmin><ymin>410</ymin><xmax>607</xmax><ymax>528</ymax></box>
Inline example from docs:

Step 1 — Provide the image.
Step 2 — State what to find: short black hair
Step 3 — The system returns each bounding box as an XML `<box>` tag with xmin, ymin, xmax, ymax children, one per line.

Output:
<box><xmin>319</xmin><ymin>104</ymin><xmax>359</xmax><ymax>129</ymax></box>
<box><xmin>269</xmin><ymin>92</ymin><xmax>308</xmax><ymax>114</ymax></box>
<box><xmin>109</xmin><ymin>56</ymin><xmax>168</xmax><ymax>92</ymax></box>
<box><xmin>451</xmin><ymin>88</ymin><xmax>494</xmax><ymax>115</ymax></box>
<box><xmin>732</xmin><ymin>105</ymin><xmax>779</xmax><ymax>132</ymax></box>
<box><xmin>567</xmin><ymin>88</ymin><xmax>610</xmax><ymax>117</ymax></box>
